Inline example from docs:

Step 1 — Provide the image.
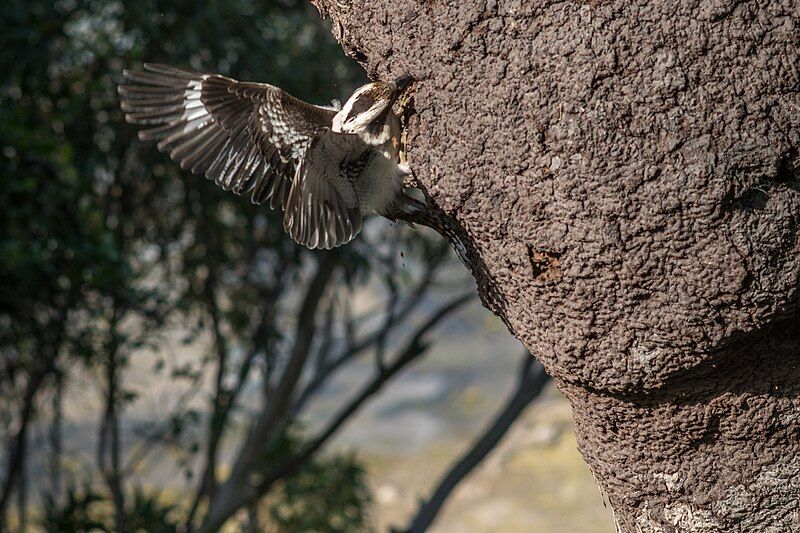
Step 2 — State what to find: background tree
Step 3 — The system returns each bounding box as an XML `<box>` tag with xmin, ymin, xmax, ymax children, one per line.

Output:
<box><xmin>310</xmin><ymin>0</ymin><xmax>800</xmax><ymax>531</ymax></box>
<box><xmin>1</xmin><ymin>1</ymin><xmax>557</xmax><ymax>531</ymax></box>
<box><xmin>0</xmin><ymin>0</ymin><xmax>427</xmax><ymax>529</ymax></box>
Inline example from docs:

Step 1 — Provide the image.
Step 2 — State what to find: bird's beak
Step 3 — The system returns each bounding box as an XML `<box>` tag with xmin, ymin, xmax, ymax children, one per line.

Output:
<box><xmin>393</xmin><ymin>74</ymin><xmax>415</xmax><ymax>92</ymax></box>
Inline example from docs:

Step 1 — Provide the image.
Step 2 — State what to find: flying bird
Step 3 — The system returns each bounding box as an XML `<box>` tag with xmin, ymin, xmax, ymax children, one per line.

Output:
<box><xmin>118</xmin><ymin>64</ymin><xmax>468</xmax><ymax>262</ymax></box>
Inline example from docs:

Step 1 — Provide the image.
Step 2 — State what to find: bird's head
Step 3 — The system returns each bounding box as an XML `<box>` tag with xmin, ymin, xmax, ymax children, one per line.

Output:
<box><xmin>332</xmin><ymin>75</ymin><xmax>414</xmax><ymax>144</ymax></box>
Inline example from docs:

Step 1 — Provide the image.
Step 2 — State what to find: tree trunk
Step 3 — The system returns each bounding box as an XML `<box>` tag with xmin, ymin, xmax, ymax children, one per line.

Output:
<box><xmin>311</xmin><ymin>1</ymin><xmax>800</xmax><ymax>530</ymax></box>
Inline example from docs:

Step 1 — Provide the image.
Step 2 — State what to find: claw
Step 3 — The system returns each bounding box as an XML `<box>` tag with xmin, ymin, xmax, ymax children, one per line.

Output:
<box><xmin>449</xmin><ymin>235</ymin><xmax>474</xmax><ymax>273</ymax></box>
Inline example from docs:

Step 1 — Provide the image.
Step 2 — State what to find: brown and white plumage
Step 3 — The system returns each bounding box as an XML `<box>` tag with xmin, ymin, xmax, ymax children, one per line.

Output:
<box><xmin>120</xmin><ymin>64</ymin><xmax>368</xmax><ymax>248</ymax></box>
<box><xmin>119</xmin><ymin>64</ymin><xmax>470</xmax><ymax>264</ymax></box>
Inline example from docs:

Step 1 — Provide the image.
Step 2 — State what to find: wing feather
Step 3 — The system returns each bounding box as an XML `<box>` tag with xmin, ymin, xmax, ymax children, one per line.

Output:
<box><xmin>283</xmin><ymin>130</ymin><xmax>367</xmax><ymax>250</ymax></box>
<box><xmin>118</xmin><ymin>63</ymin><xmax>336</xmax><ymax>210</ymax></box>
<box><xmin>120</xmin><ymin>64</ymin><xmax>370</xmax><ymax>249</ymax></box>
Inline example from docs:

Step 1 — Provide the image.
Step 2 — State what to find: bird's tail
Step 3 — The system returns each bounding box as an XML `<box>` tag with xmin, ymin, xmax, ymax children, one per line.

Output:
<box><xmin>390</xmin><ymin>195</ymin><xmax>473</xmax><ymax>272</ymax></box>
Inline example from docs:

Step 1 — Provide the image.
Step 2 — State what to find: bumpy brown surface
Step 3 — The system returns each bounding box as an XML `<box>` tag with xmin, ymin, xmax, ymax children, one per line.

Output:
<box><xmin>313</xmin><ymin>0</ymin><xmax>800</xmax><ymax>530</ymax></box>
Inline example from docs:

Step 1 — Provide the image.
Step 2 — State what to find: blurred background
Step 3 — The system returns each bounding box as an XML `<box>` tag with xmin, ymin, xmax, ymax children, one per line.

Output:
<box><xmin>0</xmin><ymin>0</ymin><xmax>614</xmax><ymax>531</ymax></box>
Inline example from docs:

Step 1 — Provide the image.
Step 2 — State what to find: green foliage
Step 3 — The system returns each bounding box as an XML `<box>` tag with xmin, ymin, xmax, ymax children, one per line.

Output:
<box><xmin>124</xmin><ymin>487</ymin><xmax>179</xmax><ymax>533</ymax></box>
<box><xmin>243</xmin><ymin>426</ymin><xmax>372</xmax><ymax>531</ymax></box>
<box><xmin>39</xmin><ymin>486</ymin><xmax>179</xmax><ymax>532</ymax></box>
<box><xmin>40</xmin><ymin>487</ymin><xmax>108</xmax><ymax>532</ymax></box>
<box><xmin>269</xmin><ymin>454</ymin><xmax>372</xmax><ymax>533</ymax></box>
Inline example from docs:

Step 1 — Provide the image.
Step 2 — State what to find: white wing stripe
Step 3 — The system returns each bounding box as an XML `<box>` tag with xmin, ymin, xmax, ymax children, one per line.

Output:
<box><xmin>120</xmin><ymin>64</ymin><xmax>370</xmax><ymax>249</ymax></box>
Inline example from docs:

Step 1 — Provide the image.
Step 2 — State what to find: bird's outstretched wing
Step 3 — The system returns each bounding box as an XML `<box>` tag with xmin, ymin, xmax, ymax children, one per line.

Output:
<box><xmin>118</xmin><ymin>63</ymin><xmax>336</xmax><ymax>210</ymax></box>
<box><xmin>284</xmin><ymin>129</ymin><xmax>370</xmax><ymax>250</ymax></box>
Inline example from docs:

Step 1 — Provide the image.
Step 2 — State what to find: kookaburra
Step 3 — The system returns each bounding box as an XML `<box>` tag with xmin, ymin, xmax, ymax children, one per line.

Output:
<box><xmin>118</xmin><ymin>63</ymin><xmax>466</xmax><ymax>260</ymax></box>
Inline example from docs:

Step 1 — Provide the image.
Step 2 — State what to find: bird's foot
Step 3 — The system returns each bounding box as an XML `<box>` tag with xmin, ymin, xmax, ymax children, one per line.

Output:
<box><xmin>448</xmin><ymin>234</ymin><xmax>474</xmax><ymax>274</ymax></box>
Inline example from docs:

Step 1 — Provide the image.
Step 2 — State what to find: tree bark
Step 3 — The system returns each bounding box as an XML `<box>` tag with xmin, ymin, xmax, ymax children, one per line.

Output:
<box><xmin>311</xmin><ymin>1</ymin><xmax>800</xmax><ymax>530</ymax></box>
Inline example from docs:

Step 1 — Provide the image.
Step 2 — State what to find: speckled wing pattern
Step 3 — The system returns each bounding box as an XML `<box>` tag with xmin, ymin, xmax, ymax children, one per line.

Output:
<box><xmin>119</xmin><ymin>63</ymin><xmax>365</xmax><ymax>248</ymax></box>
<box><xmin>284</xmin><ymin>129</ymin><xmax>370</xmax><ymax>249</ymax></box>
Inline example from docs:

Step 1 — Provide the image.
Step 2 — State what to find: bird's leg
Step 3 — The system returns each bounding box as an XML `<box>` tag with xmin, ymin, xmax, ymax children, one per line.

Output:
<box><xmin>398</xmin><ymin>160</ymin><xmax>412</xmax><ymax>176</ymax></box>
<box><xmin>397</xmin><ymin>130</ymin><xmax>417</xmax><ymax>188</ymax></box>
<box><xmin>394</xmin><ymin>87</ymin><xmax>416</xmax><ymax>186</ymax></box>
<box><xmin>390</xmin><ymin>193</ymin><xmax>473</xmax><ymax>272</ymax></box>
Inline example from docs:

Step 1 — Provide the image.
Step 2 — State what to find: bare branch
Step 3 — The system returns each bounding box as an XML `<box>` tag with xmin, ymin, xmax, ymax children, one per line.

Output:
<box><xmin>186</xmin><ymin>261</ymin><xmax>291</xmax><ymax>527</ymax></box>
<box><xmin>46</xmin><ymin>371</ymin><xmax>63</xmax><ymax>507</ymax></box>
<box><xmin>0</xmin><ymin>368</ymin><xmax>48</xmax><ymax>521</ymax></box>
<box><xmin>374</xmin><ymin>264</ymin><xmax>400</xmax><ymax>373</ymax></box>
<box><xmin>16</xmin><ymin>435</ymin><xmax>27</xmax><ymax>533</ymax></box>
<box><xmin>291</xmin><ymin>245</ymin><xmax>450</xmax><ymax>414</ymax></box>
<box><xmin>0</xmin><ymin>289</ymin><xmax>74</xmax><ymax>523</ymax></box>
<box><xmin>197</xmin><ymin>251</ymin><xmax>339</xmax><ymax>532</ymax></box>
<box><xmin>255</xmin><ymin>292</ymin><xmax>473</xmax><ymax>503</ymax></box>
<box><xmin>194</xmin><ymin>276</ymin><xmax>229</xmax><ymax>505</ymax></box>
<box><xmin>121</xmin><ymin>379</ymin><xmax>204</xmax><ymax>477</ymax></box>
<box><xmin>196</xmin><ymin>290</ymin><xmax>471</xmax><ymax>533</ymax></box>
<box><xmin>97</xmin><ymin>307</ymin><xmax>126</xmax><ymax>533</ymax></box>
<box><xmin>398</xmin><ymin>353</ymin><xmax>551</xmax><ymax>533</ymax></box>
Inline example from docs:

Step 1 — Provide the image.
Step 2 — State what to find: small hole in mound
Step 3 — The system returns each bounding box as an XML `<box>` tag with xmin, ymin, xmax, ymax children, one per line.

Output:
<box><xmin>774</xmin><ymin>152</ymin><xmax>798</xmax><ymax>184</ymax></box>
<box><xmin>527</xmin><ymin>246</ymin><xmax>562</xmax><ymax>280</ymax></box>
<box><xmin>730</xmin><ymin>188</ymin><xmax>769</xmax><ymax>211</ymax></box>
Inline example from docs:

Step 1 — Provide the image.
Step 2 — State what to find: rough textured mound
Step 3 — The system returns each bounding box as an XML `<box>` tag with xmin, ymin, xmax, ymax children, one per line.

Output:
<box><xmin>312</xmin><ymin>0</ymin><xmax>800</xmax><ymax>530</ymax></box>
